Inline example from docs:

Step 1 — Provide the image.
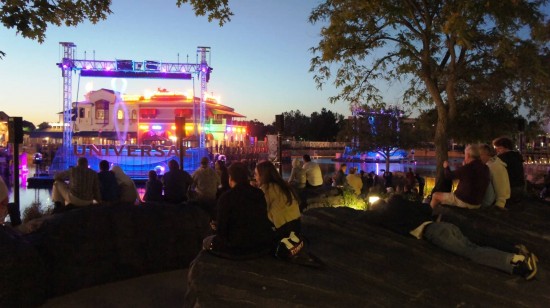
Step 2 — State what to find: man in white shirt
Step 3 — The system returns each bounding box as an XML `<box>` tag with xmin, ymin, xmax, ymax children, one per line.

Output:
<box><xmin>302</xmin><ymin>154</ymin><xmax>323</xmax><ymax>187</ymax></box>
<box><xmin>479</xmin><ymin>144</ymin><xmax>510</xmax><ymax>209</ymax></box>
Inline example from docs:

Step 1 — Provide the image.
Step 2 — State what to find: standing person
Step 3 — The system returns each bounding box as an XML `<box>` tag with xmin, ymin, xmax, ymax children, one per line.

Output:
<box><xmin>97</xmin><ymin>160</ymin><xmax>119</xmax><ymax>205</ymax></box>
<box><xmin>415</xmin><ymin>172</ymin><xmax>425</xmax><ymax>198</ymax></box>
<box><xmin>191</xmin><ymin>157</ymin><xmax>220</xmax><ymax>203</ymax></box>
<box><xmin>333</xmin><ymin>164</ymin><xmax>347</xmax><ymax>187</ymax></box>
<box><xmin>346</xmin><ymin>167</ymin><xmax>363</xmax><ymax>196</ymax></box>
<box><xmin>203</xmin><ymin>162</ymin><xmax>275</xmax><ymax>259</ymax></box>
<box><xmin>288</xmin><ymin>158</ymin><xmax>306</xmax><ymax>189</ymax></box>
<box><xmin>255</xmin><ymin>160</ymin><xmax>301</xmax><ymax>241</ymax></box>
<box><xmin>479</xmin><ymin>144</ymin><xmax>510</xmax><ymax>209</ymax></box>
<box><xmin>365</xmin><ymin>195</ymin><xmax>538</xmax><ymax>280</ymax></box>
<box><xmin>430</xmin><ymin>144</ymin><xmax>490</xmax><ymax>210</ymax></box>
<box><xmin>383</xmin><ymin>170</ymin><xmax>394</xmax><ymax>190</ymax></box>
<box><xmin>493</xmin><ymin>136</ymin><xmax>526</xmax><ymax>205</ymax></box>
<box><xmin>406</xmin><ymin>168</ymin><xmax>416</xmax><ymax>188</ymax></box>
<box><xmin>143</xmin><ymin>170</ymin><xmax>163</xmax><ymax>202</ymax></box>
<box><xmin>215</xmin><ymin>160</ymin><xmax>230</xmax><ymax>199</ymax></box>
<box><xmin>111</xmin><ymin>166</ymin><xmax>140</xmax><ymax>205</ymax></box>
<box><xmin>162</xmin><ymin>159</ymin><xmax>192</xmax><ymax>204</ymax></box>
<box><xmin>302</xmin><ymin>154</ymin><xmax>323</xmax><ymax>188</ymax></box>
<box><xmin>51</xmin><ymin>157</ymin><xmax>101</xmax><ymax>211</ymax></box>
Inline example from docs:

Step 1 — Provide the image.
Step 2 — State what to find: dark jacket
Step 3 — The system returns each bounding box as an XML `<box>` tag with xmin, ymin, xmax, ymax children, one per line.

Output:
<box><xmin>498</xmin><ymin>151</ymin><xmax>525</xmax><ymax>188</ymax></box>
<box><xmin>162</xmin><ymin>169</ymin><xmax>192</xmax><ymax>203</ymax></box>
<box><xmin>444</xmin><ymin>159</ymin><xmax>489</xmax><ymax>205</ymax></box>
<box><xmin>97</xmin><ymin>170</ymin><xmax>119</xmax><ymax>202</ymax></box>
<box><xmin>364</xmin><ymin>195</ymin><xmax>433</xmax><ymax>236</ymax></box>
<box><xmin>143</xmin><ymin>178</ymin><xmax>163</xmax><ymax>202</ymax></box>
<box><xmin>212</xmin><ymin>184</ymin><xmax>275</xmax><ymax>256</ymax></box>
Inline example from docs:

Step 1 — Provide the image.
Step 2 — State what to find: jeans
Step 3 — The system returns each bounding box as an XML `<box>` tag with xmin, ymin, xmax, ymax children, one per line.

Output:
<box><xmin>423</xmin><ymin>222</ymin><xmax>514</xmax><ymax>274</ymax></box>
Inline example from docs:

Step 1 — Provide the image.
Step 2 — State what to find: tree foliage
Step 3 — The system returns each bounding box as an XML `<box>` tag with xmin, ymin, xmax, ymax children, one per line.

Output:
<box><xmin>280</xmin><ymin>108</ymin><xmax>344</xmax><ymax>141</ymax></box>
<box><xmin>1</xmin><ymin>0</ymin><xmax>234</xmax><ymax>58</ymax></box>
<box><xmin>309</xmin><ymin>0</ymin><xmax>550</xmax><ymax>180</ymax></box>
<box><xmin>416</xmin><ymin>98</ymin><xmax>526</xmax><ymax>144</ymax></box>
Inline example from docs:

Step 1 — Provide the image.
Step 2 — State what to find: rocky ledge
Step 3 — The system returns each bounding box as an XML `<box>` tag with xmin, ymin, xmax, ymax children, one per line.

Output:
<box><xmin>0</xmin><ymin>203</ymin><xmax>210</xmax><ymax>306</ymax></box>
<box><xmin>186</xmin><ymin>201</ymin><xmax>550</xmax><ymax>307</ymax></box>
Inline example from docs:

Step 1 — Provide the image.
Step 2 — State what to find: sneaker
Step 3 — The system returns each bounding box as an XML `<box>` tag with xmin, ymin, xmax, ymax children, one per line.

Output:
<box><xmin>514</xmin><ymin>253</ymin><xmax>538</xmax><ymax>280</ymax></box>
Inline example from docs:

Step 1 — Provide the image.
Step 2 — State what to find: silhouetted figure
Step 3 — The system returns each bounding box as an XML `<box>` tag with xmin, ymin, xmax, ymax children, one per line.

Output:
<box><xmin>143</xmin><ymin>170</ymin><xmax>163</xmax><ymax>202</ymax></box>
<box><xmin>162</xmin><ymin>159</ymin><xmax>192</xmax><ymax>204</ymax></box>
<box><xmin>97</xmin><ymin>160</ymin><xmax>118</xmax><ymax>205</ymax></box>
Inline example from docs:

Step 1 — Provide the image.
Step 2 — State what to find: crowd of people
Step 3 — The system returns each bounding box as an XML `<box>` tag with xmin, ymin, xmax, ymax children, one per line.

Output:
<box><xmin>0</xmin><ymin>135</ymin><xmax>539</xmax><ymax>281</ymax></box>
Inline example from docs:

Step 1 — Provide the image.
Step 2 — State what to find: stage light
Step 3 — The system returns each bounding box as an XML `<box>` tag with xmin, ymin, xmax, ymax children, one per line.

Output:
<box><xmin>139</xmin><ymin>124</ymin><xmax>149</xmax><ymax>130</ymax></box>
<box><xmin>62</xmin><ymin>64</ymin><xmax>68</xmax><ymax>69</ymax></box>
<box><xmin>85</xmin><ymin>65</ymin><xmax>92</xmax><ymax>70</ymax></box>
<box><xmin>152</xmin><ymin>125</ymin><xmax>162</xmax><ymax>130</ymax></box>
<box><xmin>171</xmin><ymin>125</ymin><xmax>176</xmax><ymax>130</ymax></box>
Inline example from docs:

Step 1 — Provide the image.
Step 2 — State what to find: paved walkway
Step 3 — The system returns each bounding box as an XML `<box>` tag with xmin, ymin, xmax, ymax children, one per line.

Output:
<box><xmin>41</xmin><ymin>270</ymin><xmax>188</xmax><ymax>308</ymax></box>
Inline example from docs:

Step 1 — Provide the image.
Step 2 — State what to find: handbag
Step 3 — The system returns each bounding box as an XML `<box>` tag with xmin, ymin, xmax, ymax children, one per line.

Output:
<box><xmin>275</xmin><ymin>231</ymin><xmax>304</xmax><ymax>259</ymax></box>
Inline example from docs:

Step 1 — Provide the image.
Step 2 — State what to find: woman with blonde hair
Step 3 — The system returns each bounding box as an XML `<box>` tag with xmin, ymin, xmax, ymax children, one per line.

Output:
<box><xmin>255</xmin><ymin>160</ymin><xmax>301</xmax><ymax>240</ymax></box>
<box><xmin>288</xmin><ymin>158</ymin><xmax>306</xmax><ymax>189</ymax></box>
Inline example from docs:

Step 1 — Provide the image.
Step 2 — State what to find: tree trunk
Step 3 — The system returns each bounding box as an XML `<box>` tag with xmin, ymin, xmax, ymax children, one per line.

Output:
<box><xmin>434</xmin><ymin>107</ymin><xmax>449</xmax><ymax>185</ymax></box>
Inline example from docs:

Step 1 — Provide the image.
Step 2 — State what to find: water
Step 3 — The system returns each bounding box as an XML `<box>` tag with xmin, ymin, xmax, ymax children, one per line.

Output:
<box><xmin>9</xmin><ymin>156</ymin><xmax>446</xmax><ymax>219</ymax></box>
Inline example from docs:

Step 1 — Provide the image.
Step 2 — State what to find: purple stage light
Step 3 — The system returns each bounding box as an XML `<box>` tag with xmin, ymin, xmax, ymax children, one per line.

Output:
<box><xmin>86</xmin><ymin>65</ymin><xmax>92</xmax><ymax>70</ymax></box>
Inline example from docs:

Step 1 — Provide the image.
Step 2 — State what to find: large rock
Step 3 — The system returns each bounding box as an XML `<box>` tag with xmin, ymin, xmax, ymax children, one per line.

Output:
<box><xmin>186</xmin><ymin>202</ymin><xmax>550</xmax><ymax>307</ymax></box>
<box><xmin>1</xmin><ymin>203</ymin><xmax>211</xmax><ymax>304</ymax></box>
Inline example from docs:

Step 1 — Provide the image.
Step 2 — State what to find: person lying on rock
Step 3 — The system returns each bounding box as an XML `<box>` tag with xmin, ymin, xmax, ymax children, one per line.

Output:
<box><xmin>254</xmin><ymin>160</ymin><xmax>301</xmax><ymax>242</ymax></box>
<box><xmin>364</xmin><ymin>195</ymin><xmax>538</xmax><ymax>280</ymax></box>
<box><xmin>203</xmin><ymin>162</ymin><xmax>275</xmax><ymax>259</ymax></box>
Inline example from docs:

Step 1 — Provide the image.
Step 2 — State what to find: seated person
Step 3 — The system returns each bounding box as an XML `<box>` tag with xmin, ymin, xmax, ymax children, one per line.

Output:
<box><xmin>162</xmin><ymin>159</ymin><xmax>192</xmax><ymax>204</ymax></box>
<box><xmin>143</xmin><ymin>170</ymin><xmax>163</xmax><ymax>202</ymax></box>
<box><xmin>111</xmin><ymin>166</ymin><xmax>140</xmax><ymax>205</ymax></box>
<box><xmin>430</xmin><ymin>144</ymin><xmax>489</xmax><ymax>210</ymax></box>
<box><xmin>203</xmin><ymin>162</ymin><xmax>275</xmax><ymax>259</ymax></box>
<box><xmin>254</xmin><ymin>160</ymin><xmax>301</xmax><ymax>241</ymax></box>
<box><xmin>97</xmin><ymin>160</ymin><xmax>119</xmax><ymax>205</ymax></box>
<box><xmin>52</xmin><ymin>157</ymin><xmax>101</xmax><ymax>210</ymax></box>
<box><xmin>365</xmin><ymin>195</ymin><xmax>538</xmax><ymax>280</ymax></box>
<box><xmin>346</xmin><ymin>167</ymin><xmax>363</xmax><ymax>196</ymax></box>
<box><xmin>493</xmin><ymin>136</ymin><xmax>526</xmax><ymax>204</ymax></box>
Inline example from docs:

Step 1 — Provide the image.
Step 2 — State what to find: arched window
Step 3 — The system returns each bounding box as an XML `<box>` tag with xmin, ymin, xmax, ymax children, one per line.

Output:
<box><xmin>131</xmin><ymin>109</ymin><xmax>137</xmax><ymax>120</ymax></box>
<box><xmin>117</xmin><ymin>109</ymin><xmax>124</xmax><ymax>120</ymax></box>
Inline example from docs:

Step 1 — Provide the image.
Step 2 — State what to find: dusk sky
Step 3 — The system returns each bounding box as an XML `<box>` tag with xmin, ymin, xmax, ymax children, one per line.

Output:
<box><xmin>0</xmin><ymin>0</ymin><xmax>408</xmax><ymax>127</ymax></box>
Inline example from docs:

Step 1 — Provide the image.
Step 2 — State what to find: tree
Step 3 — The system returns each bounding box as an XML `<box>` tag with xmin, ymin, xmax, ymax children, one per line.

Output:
<box><xmin>350</xmin><ymin>106</ymin><xmax>421</xmax><ymax>170</ymax></box>
<box><xmin>309</xmin><ymin>1</ymin><xmax>550</xmax><ymax>181</ymax></box>
<box><xmin>1</xmin><ymin>0</ymin><xmax>233</xmax><ymax>58</ymax></box>
<box><xmin>281</xmin><ymin>110</ymin><xmax>310</xmax><ymax>140</ymax></box>
<box><xmin>37</xmin><ymin>122</ymin><xmax>51</xmax><ymax>130</ymax></box>
<box><xmin>22</xmin><ymin>120</ymin><xmax>35</xmax><ymax>132</ymax></box>
<box><xmin>417</xmin><ymin>98</ymin><xmax>522</xmax><ymax>145</ymax></box>
<box><xmin>308</xmin><ymin>108</ymin><xmax>343</xmax><ymax>141</ymax></box>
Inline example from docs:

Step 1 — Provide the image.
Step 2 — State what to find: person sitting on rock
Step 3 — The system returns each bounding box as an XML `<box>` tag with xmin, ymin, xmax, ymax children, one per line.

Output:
<box><xmin>346</xmin><ymin>167</ymin><xmax>363</xmax><ymax>196</ymax></box>
<box><xmin>364</xmin><ymin>195</ymin><xmax>538</xmax><ymax>280</ymax></box>
<box><xmin>333</xmin><ymin>164</ymin><xmax>347</xmax><ymax>187</ymax></box>
<box><xmin>97</xmin><ymin>160</ymin><xmax>119</xmax><ymax>205</ymax></box>
<box><xmin>288</xmin><ymin>158</ymin><xmax>306</xmax><ymax>190</ymax></box>
<box><xmin>254</xmin><ymin>160</ymin><xmax>301</xmax><ymax>242</ymax></box>
<box><xmin>190</xmin><ymin>157</ymin><xmax>220</xmax><ymax>203</ymax></box>
<box><xmin>203</xmin><ymin>162</ymin><xmax>275</xmax><ymax>259</ymax></box>
<box><xmin>162</xmin><ymin>159</ymin><xmax>193</xmax><ymax>204</ymax></box>
<box><xmin>143</xmin><ymin>170</ymin><xmax>163</xmax><ymax>203</ymax></box>
<box><xmin>111</xmin><ymin>166</ymin><xmax>140</xmax><ymax>205</ymax></box>
<box><xmin>430</xmin><ymin>144</ymin><xmax>490</xmax><ymax>210</ymax></box>
<box><xmin>493</xmin><ymin>136</ymin><xmax>526</xmax><ymax>205</ymax></box>
<box><xmin>479</xmin><ymin>144</ymin><xmax>510</xmax><ymax>209</ymax></box>
<box><xmin>52</xmin><ymin>157</ymin><xmax>101</xmax><ymax>212</ymax></box>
